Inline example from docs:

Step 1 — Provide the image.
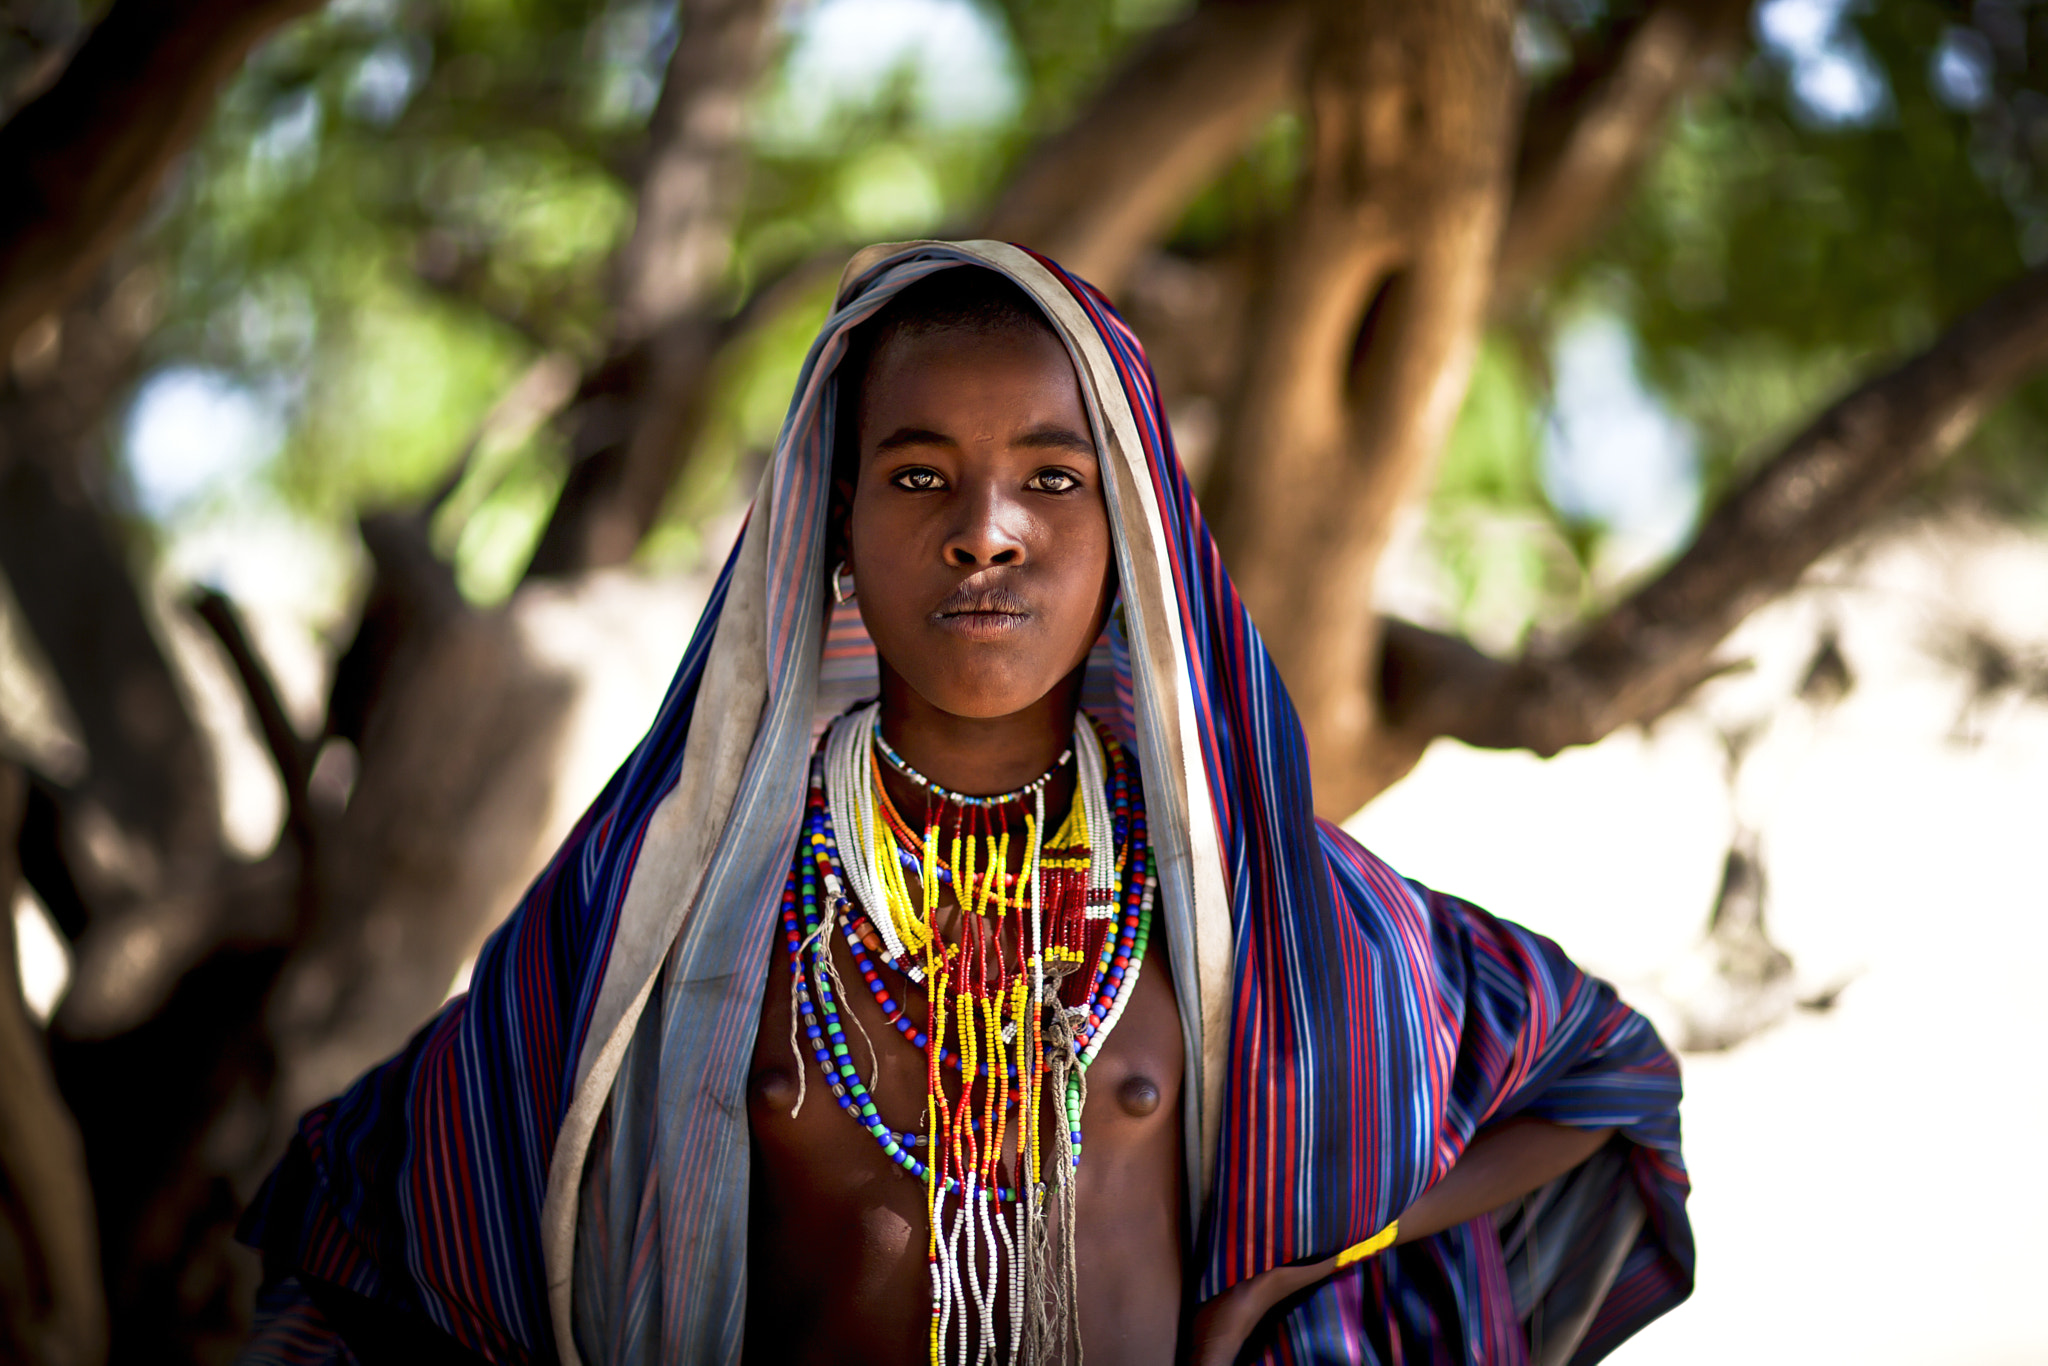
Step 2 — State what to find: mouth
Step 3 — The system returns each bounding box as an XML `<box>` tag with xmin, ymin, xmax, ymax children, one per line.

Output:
<box><xmin>932</xmin><ymin>607</ymin><xmax>1031</xmax><ymax>641</ymax></box>
<box><xmin>931</xmin><ymin>584</ymin><xmax>1032</xmax><ymax>640</ymax></box>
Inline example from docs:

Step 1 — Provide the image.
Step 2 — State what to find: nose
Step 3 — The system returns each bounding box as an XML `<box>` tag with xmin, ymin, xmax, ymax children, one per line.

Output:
<box><xmin>942</xmin><ymin>478</ymin><xmax>1026</xmax><ymax>570</ymax></box>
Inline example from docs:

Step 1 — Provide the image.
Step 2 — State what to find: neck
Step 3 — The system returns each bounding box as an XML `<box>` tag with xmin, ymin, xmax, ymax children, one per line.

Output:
<box><xmin>873</xmin><ymin>665</ymin><xmax>1083</xmax><ymax>805</ymax></box>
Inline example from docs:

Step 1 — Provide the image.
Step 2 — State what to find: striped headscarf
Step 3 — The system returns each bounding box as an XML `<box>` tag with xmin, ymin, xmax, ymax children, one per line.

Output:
<box><xmin>240</xmin><ymin>241</ymin><xmax>1692</xmax><ymax>1366</ymax></box>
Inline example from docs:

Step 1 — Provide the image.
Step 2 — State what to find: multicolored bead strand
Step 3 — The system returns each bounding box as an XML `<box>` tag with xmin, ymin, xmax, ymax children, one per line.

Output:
<box><xmin>783</xmin><ymin>705</ymin><xmax>1154</xmax><ymax>1366</ymax></box>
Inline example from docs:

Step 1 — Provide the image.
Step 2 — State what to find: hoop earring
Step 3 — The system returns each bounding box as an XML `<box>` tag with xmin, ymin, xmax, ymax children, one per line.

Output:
<box><xmin>831</xmin><ymin>561</ymin><xmax>856</xmax><ymax>605</ymax></box>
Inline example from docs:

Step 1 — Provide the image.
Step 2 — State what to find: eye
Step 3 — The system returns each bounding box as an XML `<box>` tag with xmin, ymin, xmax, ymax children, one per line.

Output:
<box><xmin>1026</xmin><ymin>468</ymin><xmax>1084</xmax><ymax>494</ymax></box>
<box><xmin>890</xmin><ymin>467</ymin><xmax>946</xmax><ymax>492</ymax></box>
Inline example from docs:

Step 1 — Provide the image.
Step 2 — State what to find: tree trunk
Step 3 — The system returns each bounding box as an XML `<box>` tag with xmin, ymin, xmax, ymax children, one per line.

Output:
<box><xmin>0</xmin><ymin>763</ymin><xmax>109</xmax><ymax>1366</ymax></box>
<box><xmin>522</xmin><ymin>0</ymin><xmax>780</xmax><ymax>579</ymax></box>
<box><xmin>1207</xmin><ymin>0</ymin><xmax>1519</xmax><ymax>816</ymax></box>
<box><xmin>0</xmin><ymin>301</ymin><xmax>217</xmax><ymax>911</ymax></box>
<box><xmin>265</xmin><ymin>514</ymin><xmax>579</xmax><ymax>1125</ymax></box>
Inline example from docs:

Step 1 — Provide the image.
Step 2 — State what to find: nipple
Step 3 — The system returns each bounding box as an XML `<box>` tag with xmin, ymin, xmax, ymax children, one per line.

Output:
<box><xmin>750</xmin><ymin>1065</ymin><xmax>799</xmax><ymax>1111</ymax></box>
<box><xmin>1116</xmin><ymin>1076</ymin><xmax>1162</xmax><ymax>1117</ymax></box>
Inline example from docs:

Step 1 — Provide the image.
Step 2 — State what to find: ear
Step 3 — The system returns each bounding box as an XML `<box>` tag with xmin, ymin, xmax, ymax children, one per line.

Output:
<box><xmin>827</xmin><ymin>342</ymin><xmax>867</xmax><ymax>574</ymax></box>
<box><xmin>827</xmin><ymin>471</ymin><xmax>857</xmax><ymax>576</ymax></box>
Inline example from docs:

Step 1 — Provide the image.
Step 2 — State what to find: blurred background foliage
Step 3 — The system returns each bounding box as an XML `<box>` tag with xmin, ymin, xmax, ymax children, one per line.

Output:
<box><xmin>96</xmin><ymin>0</ymin><xmax>2048</xmax><ymax>640</ymax></box>
<box><xmin>10</xmin><ymin>4</ymin><xmax>2048</xmax><ymax>1359</ymax></box>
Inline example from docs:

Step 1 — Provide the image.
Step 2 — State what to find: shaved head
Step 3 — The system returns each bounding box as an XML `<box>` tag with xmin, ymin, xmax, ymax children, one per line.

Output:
<box><xmin>835</xmin><ymin>267</ymin><xmax>1064</xmax><ymax>489</ymax></box>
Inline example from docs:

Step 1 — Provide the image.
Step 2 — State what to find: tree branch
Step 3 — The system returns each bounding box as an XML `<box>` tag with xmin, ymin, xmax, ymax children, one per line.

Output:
<box><xmin>0</xmin><ymin>413</ymin><xmax>221</xmax><ymax>898</ymax></box>
<box><xmin>15</xmin><ymin>772</ymin><xmax>91</xmax><ymax>944</ymax></box>
<box><xmin>521</xmin><ymin>0</ymin><xmax>778</xmax><ymax>581</ymax></box>
<box><xmin>1495</xmin><ymin>0</ymin><xmax>1752</xmax><ymax>298</ymax></box>
<box><xmin>409</xmin><ymin>249</ymin><xmax>556</xmax><ymax>354</ymax></box>
<box><xmin>0</xmin><ymin>0</ymin><xmax>327</xmax><ymax>360</ymax></box>
<box><xmin>274</xmin><ymin>576</ymin><xmax>578</xmax><ymax>1126</ymax></box>
<box><xmin>189</xmin><ymin>589</ymin><xmax>316</xmax><ymax>859</ymax></box>
<box><xmin>326</xmin><ymin>511</ymin><xmax>468</xmax><ymax>749</ymax></box>
<box><xmin>1379</xmin><ymin>264</ymin><xmax>2048</xmax><ymax>762</ymax></box>
<box><xmin>0</xmin><ymin>761</ymin><xmax>108</xmax><ymax>1366</ymax></box>
<box><xmin>0</xmin><ymin>0</ymin><xmax>81</xmax><ymax>120</ymax></box>
<box><xmin>981</xmin><ymin>0</ymin><xmax>1311</xmax><ymax>293</ymax></box>
<box><xmin>422</xmin><ymin>351</ymin><xmax>581</xmax><ymax>520</ymax></box>
<box><xmin>717</xmin><ymin>242</ymin><xmax>852</xmax><ymax>346</ymax></box>
<box><xmin>611</xmin><ymin>0</ymin><xmax>772</xmax><ymax>342</ymax></box>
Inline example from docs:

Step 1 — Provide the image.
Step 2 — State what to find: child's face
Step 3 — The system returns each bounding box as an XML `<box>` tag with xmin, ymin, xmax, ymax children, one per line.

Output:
<box><xmin>846</xmin><ymin>324</ymin><xmax>1114</xmax><ymax>722</ymax></box>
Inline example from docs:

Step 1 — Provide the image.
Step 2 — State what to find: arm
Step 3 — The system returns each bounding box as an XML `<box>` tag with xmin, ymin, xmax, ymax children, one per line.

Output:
<box><xmin>1185</xmin><ymin>1119</ymin><xmax>1617</xmax><ymax>1366</ymax></box>
<box><xmin>1389</xmin><ymin>1117</ymin><xmax>1615</xmax><ymax>1244</ymax></box>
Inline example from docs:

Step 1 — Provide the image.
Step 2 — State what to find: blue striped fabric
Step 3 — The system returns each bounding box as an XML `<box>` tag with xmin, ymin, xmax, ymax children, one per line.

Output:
<box><xmin>238</xmin><ymin>241</ymin><xmax>1691</xmax><ymax>1366</ymax></box>
<box><xmin>239</xmin><ymin>1280</ymin><xmax>358</xmax><ymax>1366</ymax></box>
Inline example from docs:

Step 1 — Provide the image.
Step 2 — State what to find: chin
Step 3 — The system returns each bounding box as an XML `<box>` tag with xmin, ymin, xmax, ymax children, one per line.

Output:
<box><xmin>904</xmin><ymin>659</ymin><xmax>1058</xmax><ymax>722</ymax></box>
<box><xmin>915</xmin><ymin>686</ymin><xmax>1051</xmax><ymax>722</ymax></box>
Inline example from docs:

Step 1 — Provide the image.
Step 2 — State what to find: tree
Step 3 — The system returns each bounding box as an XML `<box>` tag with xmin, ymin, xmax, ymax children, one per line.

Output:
<box><xmin>3</xmin><ymin>0</ymin><xmax>2046</xmax><ymax>1359</ymax></box>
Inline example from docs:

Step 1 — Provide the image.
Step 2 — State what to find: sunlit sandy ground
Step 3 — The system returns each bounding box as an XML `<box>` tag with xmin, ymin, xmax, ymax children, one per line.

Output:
<box><xmin>1352</xmin><ymin>514</ymin><xmax>2048</xmax><ymax>1365</ymax></box>
<box><xmin>9</xmin><ymin>515</ymin><xmax>2046</xmax><ymax>1361</ymax></box>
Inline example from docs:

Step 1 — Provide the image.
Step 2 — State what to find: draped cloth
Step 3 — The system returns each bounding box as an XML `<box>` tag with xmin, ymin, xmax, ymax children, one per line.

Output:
<box><xmin>238</xmin><ymin>241</ymin><xmax>1692</xmax><ymax>1366</ymax></box>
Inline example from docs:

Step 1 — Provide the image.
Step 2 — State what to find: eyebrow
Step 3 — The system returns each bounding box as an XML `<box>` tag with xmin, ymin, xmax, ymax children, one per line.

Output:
<box><xmin>872</xmin><ymin>426</ymin><xmax>955</xmax><ymax>453</ymax></box>
<box><xmin>870</xmin><ymin>424</ymin><xmax>1096</xmax><ymax>456</ymax></box>
<box><xmin>1012</xmin><ymin>423</ymin><xmax>1097</xmax><ymax>456</ymax></box>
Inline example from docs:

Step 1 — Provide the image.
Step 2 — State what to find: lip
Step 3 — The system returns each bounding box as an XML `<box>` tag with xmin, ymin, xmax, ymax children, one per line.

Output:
<box><xmin>932</xmin><ymin>609</ymin><xmax>1031</xmax><ymax>641</ymax></box>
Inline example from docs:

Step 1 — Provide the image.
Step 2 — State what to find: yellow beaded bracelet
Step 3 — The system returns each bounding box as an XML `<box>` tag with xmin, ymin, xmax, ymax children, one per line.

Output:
<box><xmin>1333</xmin><ymin>1219</ymin><xmax>1400</xmax><ymax>1269</ymax></box>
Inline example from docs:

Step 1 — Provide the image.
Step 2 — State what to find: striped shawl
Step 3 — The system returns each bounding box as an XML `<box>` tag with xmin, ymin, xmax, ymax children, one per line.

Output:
<box><xmin>239</xmin><ymin>240</ymin><xmax>1692</xmax><ymax>1366</ymax></box>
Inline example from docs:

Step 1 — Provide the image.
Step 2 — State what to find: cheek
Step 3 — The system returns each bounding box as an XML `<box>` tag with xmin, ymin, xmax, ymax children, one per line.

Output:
<box><xmin>846</xmin><ymin>495</ymin><xmax>882</xmax><ymax>566</ymax></box>
<box><xmin>1059</xmin><ymin>508</ymin><xmax>1114</xmax><ymax>593</ymax></box>
<box><xmin>848</xmin><ymin>497</ymin><xmax>918</xmax><ymax>580</ymax></box>
<box><xmin>1045</xmin><ymin>518</ymin><xmax>1115</xmax><ymax>643</ymax></box>
<box><xmin>847</xmin><ymin>507</ymin><xmax>929</xmax><ymax>652</ymax></box>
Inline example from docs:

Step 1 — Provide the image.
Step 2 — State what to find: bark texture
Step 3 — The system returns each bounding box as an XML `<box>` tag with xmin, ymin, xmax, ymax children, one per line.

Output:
<box><xmin>984</xmin><ymin>0</ymin><xmax>1309</xmax><ymax>292</ymax></box>
<box><xmin>266</xmin><ymin>513</ymin><xmax>577</xmax><ymax>1126</ymax></box>
<box><xmin>522</xmin><ymin>0</ymin><xmax>780</xmax><ymax>579</ymax></box>
<box><xmin>1207</xmin><ymin>0</ymin><xmax>1520</xmax><ymax>816</ymax></box>
<box><xmin>1376</xmin><ymin>264</ymin><xmax>2048</xmax><ymax>766</ymax></box>
<box><xmin>0</xmin><ymin>0</ymin><xmax>327</xmax><ymax>361</ymax></box>
<box><xmin>0</xmin><ymin>2</ymin><xmax>776</xmax><ymax>1353</ymax></box>
<box><xmin>1497</xmin><ymin>0</ymin><xmax>1752</xmax><ymax>296</ymax></box>
<box><xmin>0</xmin><ymin>764</ymin><xmax>108</xmax><ymax>1366</ymax></box>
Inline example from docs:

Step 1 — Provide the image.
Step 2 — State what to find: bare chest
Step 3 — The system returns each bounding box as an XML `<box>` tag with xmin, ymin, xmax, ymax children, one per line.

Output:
<box><xmin>745</xmin><ymin>892</ymin><xmax>1187</xmax><ymax>1366</ymax></box>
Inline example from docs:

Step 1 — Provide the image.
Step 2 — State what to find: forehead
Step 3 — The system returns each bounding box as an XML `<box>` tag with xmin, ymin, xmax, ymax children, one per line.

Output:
<box><xmin>857</xmin><ymin>324</ymin><xmax>1089</xmax><ymax>439</ymax></box>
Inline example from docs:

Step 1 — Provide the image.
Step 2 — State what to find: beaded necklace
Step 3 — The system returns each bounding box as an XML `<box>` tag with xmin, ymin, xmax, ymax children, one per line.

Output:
<box><xmin>782</xmin><ymin>702</ymin><xmax>1154</xmax><ymax>1366</ymax></box>
<box><xmin>873</xmin><ymin>724</ymin><xmax>1075</xmax><ymax>808</ymax></box>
